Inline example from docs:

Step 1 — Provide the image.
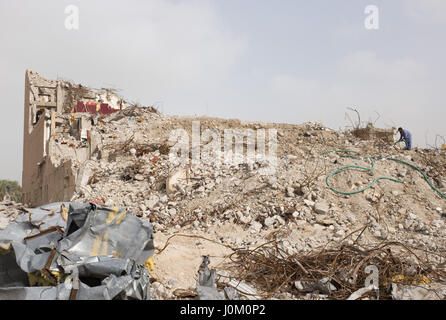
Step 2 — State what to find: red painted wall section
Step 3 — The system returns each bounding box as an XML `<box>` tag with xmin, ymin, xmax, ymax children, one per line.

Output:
<box><xmin>75</xmin><ymin>101</ymin><xmax>120</xmax><ymax>115</ymax></box>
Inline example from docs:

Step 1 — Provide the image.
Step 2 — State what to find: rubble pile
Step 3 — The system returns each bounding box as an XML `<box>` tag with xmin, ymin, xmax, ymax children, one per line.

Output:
<box><xmin>0</xmin><ymin>201</ymin><xmax>25</xmax><ymax>230</ymax></box>
<box><xmin>5</xmin><ymin>100</ymin><xmax>446</xmax><ymax>299</ymax></box>
<box><xmin>225</xmin><ymin>235</ymin><xmax>446</xmax><ymax>300</ymax></box>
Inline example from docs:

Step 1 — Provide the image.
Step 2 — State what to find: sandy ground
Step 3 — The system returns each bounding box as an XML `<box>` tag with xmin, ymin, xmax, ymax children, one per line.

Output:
<box><xmin>152</xmin><ymin>223</ymin><xmax>252</xmax><ymax>290</ymax></box>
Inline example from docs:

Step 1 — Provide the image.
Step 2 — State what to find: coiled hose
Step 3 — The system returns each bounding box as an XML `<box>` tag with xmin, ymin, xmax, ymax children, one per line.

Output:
<box><xmin>323</xmin><ymin>150</ymin><xmax>446</xmax><ymax>199</ymax></box>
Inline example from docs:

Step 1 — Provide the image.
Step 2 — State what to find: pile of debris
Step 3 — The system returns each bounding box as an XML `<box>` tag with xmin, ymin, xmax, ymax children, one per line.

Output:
<box><xmin>10</xmin><ymin>71</ymin><xmax>446</xmax><ymax>300</ymax></box>
<box><xmin>0</xmin><ymin>200</ymin><xmax>24</xmax><ymax>230</ymax></box>
<box><xmin>18</xmin><ymin>104</ymin><xmax>446</xmax><ymax>299</ymax></box>
<box><xmin>224</xmin><ymin>229</ymin><xmax>446</xmax><ymax>300</ymax></box>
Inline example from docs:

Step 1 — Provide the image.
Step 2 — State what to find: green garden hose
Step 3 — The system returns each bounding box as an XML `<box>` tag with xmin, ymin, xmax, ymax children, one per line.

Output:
<box><xmin>386</xmin><ymin>157</ymin><xmax>446</xmax><ymax>199</ymax></box>
<box><xmin>325</xmin><ymin>156</ymin><xmax>403</xmax><ymax>195</ymax></box>
<box><xmin>322</xmin><ymin>150</ymin><xmax>446</xmax><ymax>199</ymax></box>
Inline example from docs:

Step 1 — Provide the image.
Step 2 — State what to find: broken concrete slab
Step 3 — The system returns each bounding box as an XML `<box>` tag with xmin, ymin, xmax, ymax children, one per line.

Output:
<box><xmin>166</xmin><ymin>167</ymin><xmax>188</xmax><ymax>196</ymax></box>
<box><xmin>314</xmin><ymin>201</ymin><xmax>329</xmax><ymax>215</ymax></box>
<box><xmin>74</xmin><ymin>160</ymin><xmax>96</xmax><ymax>193</ymax></box>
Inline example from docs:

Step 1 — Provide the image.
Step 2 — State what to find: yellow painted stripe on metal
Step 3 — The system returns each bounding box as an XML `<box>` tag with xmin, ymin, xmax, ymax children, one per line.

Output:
<box><xmin>99</xmin><ymin>231</ymin><xmax>109</xmax><ymax>256</ymax></box>
<box><xmin>105</xmin><ymin>207</ymin><xmax>119</xmax><ymax>224</ymax></box>
<box><xmin>144</xmin><ymin>256</ymin><xmax>155</xmax><ymax>272</ymax></box>
<box><xmin>60</xmin><ymin>204</ymin><xmax>68</xmax><ymax>222</ymax></box>
<box><xmin>90</xmin><ymin>235</ymin><xmax>102</xmax><ymax>256</ymax></box>
<box><xmin>49</xmin><ymin>270</ymin><xmax>64</xmax><ymax>283</ymax></box>
<box><xmin>116</xmin><ymin>211</ymin><xmax>127</xmax><ymax>225</ymax></box>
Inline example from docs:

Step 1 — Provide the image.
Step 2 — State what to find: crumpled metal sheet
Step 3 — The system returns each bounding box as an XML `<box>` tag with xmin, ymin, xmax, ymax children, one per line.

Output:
<box><xmin>196</xmin><ymin>256</ymin><xmax>224</xmax><ymax>300</ymax></box>
<box><xmin>0</xmin><ymin>202</ymin><xmax>154</xmax><ymax>300</ymax></box>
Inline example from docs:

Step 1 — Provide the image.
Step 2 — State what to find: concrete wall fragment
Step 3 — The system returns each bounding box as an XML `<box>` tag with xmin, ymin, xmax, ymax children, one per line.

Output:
<box><xmin>22</xmin><ymin>70</ymin><xmax>128</xmax><ymax>206</ymax></box>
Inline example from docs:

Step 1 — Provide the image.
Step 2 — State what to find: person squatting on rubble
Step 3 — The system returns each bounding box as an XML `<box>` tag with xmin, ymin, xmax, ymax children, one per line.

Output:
<box><xmin>397</xmin><ymin>127</ymin><xmax>412</xmax><ymax>150</ymax></box>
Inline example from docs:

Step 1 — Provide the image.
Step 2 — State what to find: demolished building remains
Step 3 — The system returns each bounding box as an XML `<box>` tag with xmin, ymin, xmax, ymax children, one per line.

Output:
<box><xmin>5</xmin><ymin>70</ymin><xmax>446</xmax><ymax>300</ymax></box>
<box><xmin>22</xmin><ymin>70</ymin><xmax>129</xmax><ymax>207</ymax></box>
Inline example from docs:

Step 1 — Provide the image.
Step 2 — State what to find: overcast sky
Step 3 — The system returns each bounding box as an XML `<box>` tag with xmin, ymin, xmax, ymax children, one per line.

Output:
<box><xmin>1</xmin><ymin>0</ymin><xmax>445</xmax><ymax>183</ymax></box>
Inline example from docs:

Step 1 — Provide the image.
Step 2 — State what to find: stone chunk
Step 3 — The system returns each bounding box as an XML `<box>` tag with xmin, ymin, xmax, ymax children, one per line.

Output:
<box><xmin>134</xmin><ymin>174</ymin><xmax>144</xmax><ymax>181</ymax></box>
<box><xmin>264</xmin><ymin>217</ymin><xmax>275</xmax><ymax>227</ymax></box>
<box><xmin>304</xmin><ymin>199</ymin><xmax>315</xmax><ymax>208</ymax></box>
<box><xmin>166</xmin><ymin>167</ymin><xmax>188</xmax><ymax>195</ymax></box>
<box><xmin>314</xmin><ymin>201</ymin><xmax>329</xmax><ymax>215</ymax></box>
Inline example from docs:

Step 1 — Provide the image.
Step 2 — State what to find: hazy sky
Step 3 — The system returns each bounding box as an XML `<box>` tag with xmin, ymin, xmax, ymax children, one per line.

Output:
<box><xmin>1</xmin><ymin>0</ymin><xmax>445</xmax><ymax>183</ymax></box>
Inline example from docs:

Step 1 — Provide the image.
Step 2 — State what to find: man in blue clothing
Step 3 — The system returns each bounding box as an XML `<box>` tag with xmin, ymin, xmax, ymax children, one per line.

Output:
<box><xmin>397</xmin><ymin>127</ymin><xmax>412</xmax><ymax>150</ymax></box>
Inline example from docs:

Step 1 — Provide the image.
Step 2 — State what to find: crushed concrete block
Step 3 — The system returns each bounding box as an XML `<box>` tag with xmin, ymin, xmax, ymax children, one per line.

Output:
<box><xmin>166</xmin><ymin>167</ymin><xmax>187</xmax><ymax>195</ymax></box>
<box><xmin>236</xmin><ymin>211</ymin><xmax>251</xmax><ymax>224</ymax></box>
<box><xmin>74</xmin><ymin>160</ymin><xmax>95</xmax><ymax>193</ymax></box>
<box><xmin>0</xmin><ymin>216</ymin><xmax>9</xmax><ymax>230</ymax></box>
<box><xmin>304</xmin><ymin>199</ymin><xmax>315</xmax><ymax>208</ymax></box>
<box><xmin>432</xmin><ymin>220</ymin><xmax>444</xmax><ymax>228</ymax></box>
<box><xmin>147</xmin><ymin>195</ymin><xmax>159</xmax><ymax>210</ymax></box>
<box><xmin>286</xmin><ymin>187</ymin><xmax>295</xmax><ymax>197</ymax></box>
<box><xmin>250</xmin><ymin>221</ymin><xmax>262</xmax><ymax>233</ymax></box>
<box><xmin>314</xmin><ymin>201</ymin><xmax>329</xmax><ymax>215</ymax></box>
<box><xmin>134</xmin><ymin>174</ymin><xmax>145</xmax><ymax>181</ymax></box>
<box><xmin>334</xmin><ymin>229</ymin><xmax>345</xmax><ymax>238</ymax></box>
<box><xmin>264</xmin><ymin>217</ymin><xmax>275</xmax><ymax>227</ymax></box>
<box><xmin>344</xmin><ymin>211</ymin><xmax>357</xmax><ymax>223</ymax></box>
